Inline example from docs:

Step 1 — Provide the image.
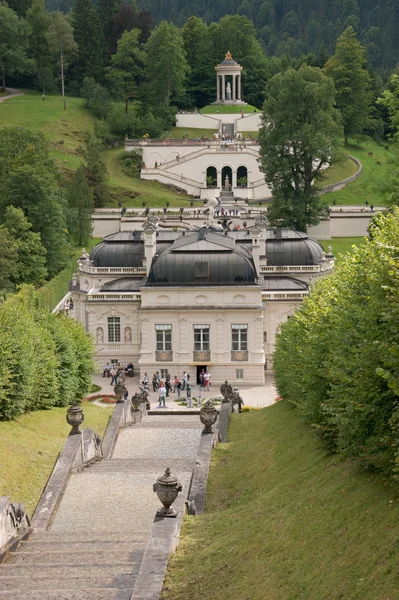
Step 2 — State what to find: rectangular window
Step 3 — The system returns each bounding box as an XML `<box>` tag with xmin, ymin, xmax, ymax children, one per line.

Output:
<box><xmin>194</xmin><ymin>261</ymin><xmax>209</xmax><ymax>279</ymax></box>
<box><xmin>108</xmin><ymin>317</ymin><xmax>121</xmax><ymax>343</ymax></box>
<box><xmin>236</xmin><ymin>369</ymin><xmax>244</xmax><ymax>379</ymax></box>
<box><xmin>263</xmin><ymin>331</ymin><xmax>267</xmax><ymax>343</ymax></box>
<box><xmin>194</xmin><ymin>325</ymin><xmax>210</xmax><ymax>351</ymax></box>
<box><xmin>160</xmin><ymin>369</ymin><xmax>169</xmax><ymax>379</ymax></box>
<box><xmin>232</xmin><ymin>324</ymin><xmax>248</xmax><ymax>351</ymax></box>
<box><xmin>156</xmin><ymin>325</ymin><xmax>172</xmax><ymax>351</ymax></box>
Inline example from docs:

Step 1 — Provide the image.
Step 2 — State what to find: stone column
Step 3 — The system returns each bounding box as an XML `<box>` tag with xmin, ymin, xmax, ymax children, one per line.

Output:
<box><xmin>222</xmin><ymin>75</ymin><xmax>226</xmax><ymax>101</ymax></box>
<box><xmin>216</xmin><ymin>75</ymin><xmax>220</xmax><ymax>102</ymax></box>
<box><xmin>216</xmin><ymin>169</ymin><xmax>222</xmax><ymax>188</ymax></box>
<box><xmin>232</xmin><ymin>169</ymin><xmax>237</xmax><ymax>188</ymax></box>
<box><xmin>232</xmin><ymin>75</ymin><xmax>236</xmax><ymax>101</ymax></box>
<box><xmin>238</xmin><ymin>75</ymin><xmax>241</xmax><ymax>101</ymax></box>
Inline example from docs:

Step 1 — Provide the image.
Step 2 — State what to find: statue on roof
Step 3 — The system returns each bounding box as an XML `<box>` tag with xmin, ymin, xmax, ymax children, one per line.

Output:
<box><xmin>225</xmin><ymin>50</ymin><xmax>233</xmax><ymax>60</ymax></box>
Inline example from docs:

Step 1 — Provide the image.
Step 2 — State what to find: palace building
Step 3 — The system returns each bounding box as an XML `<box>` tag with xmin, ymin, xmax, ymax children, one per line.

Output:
<box><xmin>70</xmin><ymin>217</ymin><xmax>334</xmax><ymax>385</ymax></box>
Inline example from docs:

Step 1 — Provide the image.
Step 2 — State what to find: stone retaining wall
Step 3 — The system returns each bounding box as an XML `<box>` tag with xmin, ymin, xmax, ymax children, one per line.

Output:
<box><xmin>320</xmin><ymin>155</ymin><xmax>362</xmax><ymax>195</ymax></box>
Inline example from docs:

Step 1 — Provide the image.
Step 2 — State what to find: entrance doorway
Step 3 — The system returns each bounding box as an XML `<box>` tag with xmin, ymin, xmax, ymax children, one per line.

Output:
<box><xmin>196</xmin><ymin>365</ymin><xmax>207</xmax><ymax>385</ymax></box>
<box><xmin>221</xmin><ymin>166</ymin><xmax>233</xmax><ymax>191</ymax></box>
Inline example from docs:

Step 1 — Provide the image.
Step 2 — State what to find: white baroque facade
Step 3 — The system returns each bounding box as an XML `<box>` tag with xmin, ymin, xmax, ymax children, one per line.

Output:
<box><xmin>70</xmin><ymin>219</ymin><xmax>334</xmax><ymax>385</ymax></box>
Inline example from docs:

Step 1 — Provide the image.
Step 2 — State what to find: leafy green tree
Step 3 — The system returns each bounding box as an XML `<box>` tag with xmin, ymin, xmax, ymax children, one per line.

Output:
<box><xmin>67</xmin><ymin>166</ymin><xmax>93</xmax><ymax>245</ymax></box>
<box><xmin>83</xmin><ymin>134</ymin><xmax>109</xmax><ymax>208</ymax></box>
<box><xmin>71</xmin><ymin>0</ymin><xmax>105</xmax><ymax>87</ymax></box>
<box><xmin>80</xmin><ymin>76</ymin><xmax>111</xmax><ymax>118</ymax></box>
<box><xmin>324</xmin><ymin>26</ymin><xmax>372</xmax><ymax>144</ymax></box>
<box><xmin>0</xmin><ymin>4</ymin><xmax>35</xmax><ymax>91</ymax></box>
<box><xmin>4</xmin><ymin>206</ymin><xmax>47</xmax><ymax>287</ymax></box>
<box><xmin>274</xmin><ymin>207</ymin><xmax>399</xmax><ymax>478</ymax></box>
<box><xmin>377</xmin><ymin>73</ymin><xmax>399</xmax><ymax>139</ymax></box>
<box><xmin>106</xmin><ymin>29</ymin><xmax>146</xmax><ymax>114</ymax></box>
<box><xmin>46</xmin><ymin>11</ymin><xmax>77</xmax><ymax>110</ymax></box>
<box><xmin>145</xmin><ymin>21</ymin><xmax>189</xmax><ymax>107</ymax></box>
<box><xmin>259</xmin><ymin>64</ymin><xmax>342</xmax><ymax>231</ymax></box>
<box><xmin>27</xmin><ymin>0</ymin><xmax>51</xmax><ymax>92</ymax></box>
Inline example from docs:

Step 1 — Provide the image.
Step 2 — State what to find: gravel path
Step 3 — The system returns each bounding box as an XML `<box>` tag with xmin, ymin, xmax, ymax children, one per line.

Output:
<box><xmin>0</xmin><ymin>88</ymin><xmax>24</xmax><ymax>103</ymax></box>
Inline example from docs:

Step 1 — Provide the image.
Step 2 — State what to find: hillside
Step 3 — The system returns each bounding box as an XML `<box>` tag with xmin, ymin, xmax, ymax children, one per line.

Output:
<box><xmin>137</xmin><ymin>0</ymin><xmax>399</xmax><ymax>72</ymax></box>
<box><xmin>0</xmin><ymin>91</ymin><xmax>192</xmax><ymax>207</ymax></box>
<box><xmin>162</xmin><ymin>402</ymin><xmax>399</xmax><ymax>600</ymax></box>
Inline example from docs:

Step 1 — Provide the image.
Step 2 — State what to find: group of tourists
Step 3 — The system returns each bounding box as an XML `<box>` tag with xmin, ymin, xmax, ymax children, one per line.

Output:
<box><xmin>103</xmin><ymin>361</ymin><xmax>134</xmax><ymax>382</ymax></box>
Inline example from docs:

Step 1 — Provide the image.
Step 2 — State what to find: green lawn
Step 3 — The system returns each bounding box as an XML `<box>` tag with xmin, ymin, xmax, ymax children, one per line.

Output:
<box><xmin>166</xmin><ymin>127</ymin><xmax>218</xmax><ymax>139</ymax></box>
<box><xmin>201</xmin><ymin>104</ymin><xmax>260</xmax><ymax>113</ymax></box>
<box><xmin>0</xmin><ymin>403</ymin><xmax>113</xmax><ymax>516</ymax></box>
<box><xmin>323</xmin><ymin>137</ymin><xmax>391</xmax><ymax>206</ymax></box>
<box><xmin>319</xmin><ymin>237</ymin><xmax>366</xmax><ymax>262</ymax></box>
<box><xmin>162</xmin><ymin>402</ymin><xmax>399</xmax><ymax>600</ymax></box>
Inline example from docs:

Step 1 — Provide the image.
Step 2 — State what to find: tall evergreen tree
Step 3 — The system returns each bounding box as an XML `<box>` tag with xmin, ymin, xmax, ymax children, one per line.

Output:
<box><xmin>83</xmin><ymin>135</ymin><xmax>109</xmax><ymax>208</ymax></box>
<box><xmin>98</xmin><ymin>0</ymin><xmax>122</xmax><ymax>59</ymax></box>
<box><xmin>145</xmin><ymin>21</ymin><xmax>189</xmax><ymax>107</ymax></box>
<box><xmin>324</xmin><ymin>26</ymin><xmax>372</xmax><ymax>144</ymax></box>
<box><xmin>259</xmin><ymin>64</ymin><xmax>342</xmax><ymax>231</ymax></box>
<box><xmin>72</xmin><ymin>0</ymin><xmax>105</xmax><ymax>87</ymax></box>
<box><xmin>27</xmin><ymin>0</ymin><xmax>52</xmax><ymax>92</ymax></box>
<box><xmin>182</xmin><ymin>16</ymin><xmax>213</xmax><ymax>106</ymax></box>
<box><xmin>67</xmin><ymin>166</ymin><xmax>93</xmax><ymax>245</ymax></box>
<box><xmin>110</xmin><ymin>3</ymin><xmax>140</xmax><ymax>54</ymax></box>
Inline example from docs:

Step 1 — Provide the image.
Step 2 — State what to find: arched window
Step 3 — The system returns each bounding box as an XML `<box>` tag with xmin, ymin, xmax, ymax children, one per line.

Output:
<box><xmin>222</xmin><ymin>166</ymin><xmax>233</xmax><ymax>191</ymax></box>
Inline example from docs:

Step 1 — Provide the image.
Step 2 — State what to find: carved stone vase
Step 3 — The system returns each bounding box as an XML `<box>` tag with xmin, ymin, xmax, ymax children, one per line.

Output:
<box><xmin>131</xmin><ymin>393</ymin><xmax>141</xmax><ymax>411</ymax></box>
<box><xmin>199</xmin><ymin>401</ymin><xmax>218</xmax><ymax>434</ymax></box>
<box><xmin>153</xmin><ymin>468</ymin><xmax>182</xmax><ymax>518</ymax></box>
<box><xmin>114</xmin><ymin>382</ymin><xmax>125</xmax><ymax>404</ymax></box>
<box><xmin>66</xmin><ymin>405</ymin><xmax>84</xmax><ymax>435</ymax></box>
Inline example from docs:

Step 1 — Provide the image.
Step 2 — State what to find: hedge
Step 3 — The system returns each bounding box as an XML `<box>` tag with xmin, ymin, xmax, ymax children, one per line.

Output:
<box><xmin>274</xmin><ymin>207</ymin><xmax>399</xmax><ymax>478</ymax></box>
<box><xmin>0</xmin><ymin>286</ymin><xmax>94</xmax><ymax>419</ymax></box>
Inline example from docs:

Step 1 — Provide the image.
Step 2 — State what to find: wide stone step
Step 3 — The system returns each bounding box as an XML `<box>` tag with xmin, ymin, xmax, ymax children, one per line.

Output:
<box><xmin>4</xmin><ymin>549</ymin><xmax>144</xmax><ymax>565</ymax></box>
<box><xmin>18</xmin><ymin>538</ymin><xmax>146</xmax><ymax>553</ymax></box>
<box><xmin>26</xmin><ymin>532</ymin><xmax>148</xmax><ymax>542</ymax></box>
<box><xmin>0</xmin><ymin>587</ymin><xmax>133</xmax><ymax>599</ymax></box>
<box><xmin>0</xmin><ymin>573</ymin><xmax>136</xmax><ymax>591</ymax></box>
<box><xmin>93</xmin><ymin>458</ymin><xmax>196</xmax><ymax>473</ymax></box>
<box><xmin>0</xmin><ymin>562</ymin><xmax>138</xmax><ymax>577</ymax></box>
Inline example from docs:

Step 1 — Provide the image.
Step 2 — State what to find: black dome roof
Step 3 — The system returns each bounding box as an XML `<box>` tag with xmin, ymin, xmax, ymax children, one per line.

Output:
<box><xmin>265</xmin><ymin>229</ymin><xmax>325</xmax><ymax>266</ymax></box>
<box><xmin>146</xmin><ymin>227</ymin><xmax>257</xmax><ymax>286</ymax></box>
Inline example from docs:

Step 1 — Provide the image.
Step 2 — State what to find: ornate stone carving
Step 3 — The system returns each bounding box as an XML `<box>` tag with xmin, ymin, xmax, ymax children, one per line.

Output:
<box><xmin>124</xmin><ymin>327</ymin><xmax>132</xmax><ymax>343</ymax></box>
<box><xmin>156</xmin><ymin>350</ymin><xmax>173</xmax><ymax>362</ymax></box>
<box><xmin>66</xmin><ymin>405</ymin><xmax>84</xmax><ymax>435</ymax></box>
<box><xmin>231</xmin><ymin>350</ymin><xmax>248</xmax><ymax>362</ymax></box>
<box><xmin>96</xmin><ymin>327</ymin><xmax>103</xmax><ymax>344</ymax></box>
<box><xmin>220</xmin><ymin>380</ymin><xmax>233</xmax><ymax>403</ymax></box>
<box><xmin>193</xmin><ymin>350</ymin><xmax>211</xmax><ymax>362</ymax></box>
<box><xmin>199</xmin><ymin>400</ymin><xmax>218</xmax><ymax>433</ymax></box>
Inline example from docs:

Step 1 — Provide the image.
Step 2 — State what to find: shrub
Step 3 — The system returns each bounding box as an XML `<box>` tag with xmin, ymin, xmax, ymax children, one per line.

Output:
<box><xmin>117</xmin><ymin>150</ymin><xmax>142</xmax><ymax>178</ymax></box>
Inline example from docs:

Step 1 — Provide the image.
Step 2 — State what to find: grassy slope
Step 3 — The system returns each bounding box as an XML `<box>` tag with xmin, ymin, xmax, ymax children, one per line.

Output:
<box><xmin>162</xmin><ymin>402</ymin><xmax>399</xmax><ymax>600</ymax></box>
<box><xmin>0</xmin><ymin>91</ymin><xmax>192</xmax><ymax>207</ymax></box>
<box><xmin>166</xmin><ymin>127</ymin><xmax>218</xmax><ymax>139</ymax></box>
<box><xmin>0</xmin><ymin>402</ymin><xmax>112</xmax><ymax>515</ymax></box>
<box><xmin>319</xmin><ymin>237</ymin><xmax>366</xmax><ymax>261</ymax></box>
<box><xmin>323</xmin><ymin>137</ymin><xmax>391</xmax><ymax>206</ymax></box>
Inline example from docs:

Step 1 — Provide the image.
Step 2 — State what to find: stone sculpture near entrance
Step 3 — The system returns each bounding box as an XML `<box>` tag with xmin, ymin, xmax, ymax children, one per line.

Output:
<box><xmin>226</xmin><ymin>81</ymin><xmax>232</xmax><ymax>100</ymax></box>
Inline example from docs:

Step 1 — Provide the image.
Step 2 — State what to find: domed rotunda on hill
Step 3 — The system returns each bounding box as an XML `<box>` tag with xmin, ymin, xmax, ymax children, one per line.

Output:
<box><xmin>70</xmin><ymin>217</ymin><xmax>334</xmax><ymax>385</ymax></box>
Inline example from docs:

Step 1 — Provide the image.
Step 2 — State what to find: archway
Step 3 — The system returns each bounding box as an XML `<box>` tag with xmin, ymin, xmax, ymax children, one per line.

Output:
<box><xmin>222</xmin><ymin>166</ymin><xmax>233</xmax><ymax>191</ymax></box>
<box><xmin>237</xmin><ymin>165</ymin><xmax>248</xmax><ymax>188</ymax></box>
<box><xmin>206</xmin><ymin>166</ymin><xmax>217</xmax><ymax>188</ymax></box>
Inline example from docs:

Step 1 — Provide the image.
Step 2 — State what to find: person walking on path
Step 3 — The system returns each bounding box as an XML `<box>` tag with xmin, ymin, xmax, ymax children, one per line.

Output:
<box><xmin>165</xmin><ymin>374</ymin><xmax>171</xmax><ymax>397</ymax></box>
<box><xmin>173</xmin><ymin>375</ymin><xmax>179</xmax><ymax>393</ymax></box>
<box><xmin>158</xmin><ymin>382</ymin><xmax>166</xmax><ymax>408</ymax></box>
<box><xmin>186</xmin><ymin>383</ymin><xmax>192</xmax><ymax>408</ymax></box>
<box><xmin>204</xmin><ymin>370</ymin><xmax>211</xmax><ymax>389</ymax></box>
<box><xmin>152</xmin><ymin>373</ymin><xmax>158</xmax><ymax>392</ymax></box>
<box><xmin>182</xmin><ymin>371</ymin><xmax>187</xmax><ymax>391</ymax></box>
<box><xmin>176</xmin><ymin>378</ymin><xmax>182</xmax><ymax>399</ymax></box>
<box><xmin>110</xmin><ymin>366</ymin><xmax>117</xmax><ymax>385</ymax></box>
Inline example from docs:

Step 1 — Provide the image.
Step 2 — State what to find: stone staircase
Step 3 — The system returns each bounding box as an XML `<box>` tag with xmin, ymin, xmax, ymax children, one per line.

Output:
<box><xmin>0</xmin><ymin>415</ymin><xmax>202</xmax><ymax>599</ymax></box>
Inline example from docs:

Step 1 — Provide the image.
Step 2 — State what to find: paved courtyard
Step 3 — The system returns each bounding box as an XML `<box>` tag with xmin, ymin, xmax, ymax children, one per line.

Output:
<box><xmin>91</xmin><ymin>373</ymin><xmax>277</xmax><ymax>409</ymax></box>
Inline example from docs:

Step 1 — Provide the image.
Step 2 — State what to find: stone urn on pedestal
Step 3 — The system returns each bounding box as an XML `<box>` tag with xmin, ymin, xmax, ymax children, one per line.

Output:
<box><xmin>66</xmin><ymin>405</ymin><xmax>84</xmax><ymax>435</ymax></box>
<box><xmin>114</xmin><ymin>382</ymin><xmax>125</xmax><ymax>404</ymax></box>
<box><xmin>153</xmin><ymin>468</ymin><xmax>182</xmax><ymax>518</ymax></box>
<box><xmin>199</xmin><ymin>400</ymin><xmax>218</xmax><ymax>434</ymax></box>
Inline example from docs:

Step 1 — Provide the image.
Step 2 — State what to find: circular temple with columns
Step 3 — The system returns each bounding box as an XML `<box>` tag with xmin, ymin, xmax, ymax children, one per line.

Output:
<box><xmin>214</xmin><ymin>51</ymin><xmax>247</xmax><ymax>105</ymax></box>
